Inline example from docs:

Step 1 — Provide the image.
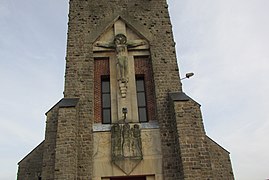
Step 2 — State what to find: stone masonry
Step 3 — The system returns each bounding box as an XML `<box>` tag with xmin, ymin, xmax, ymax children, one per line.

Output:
<box><xmin>17</xmin><ymin>0</ymin><xmax>234</xmax><ymax>179</ymax></box>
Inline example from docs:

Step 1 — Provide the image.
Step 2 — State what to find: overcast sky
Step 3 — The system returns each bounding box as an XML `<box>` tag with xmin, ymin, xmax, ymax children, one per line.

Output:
<box><xmin>0</xmin><ymin>0</ymin><xmax>268</xmax><ymax>179</ymax></box>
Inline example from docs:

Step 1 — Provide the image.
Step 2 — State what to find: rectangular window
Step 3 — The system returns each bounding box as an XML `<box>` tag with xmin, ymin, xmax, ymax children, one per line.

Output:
<box><xmin>136</xmin><ymin>76</ymin><xmax>148</xmax><ymax>122</ymax></box>
<box><xmin>102</xmin><ymin>77</ymin><xmax>111</xmax><ymax>124</ymax></box>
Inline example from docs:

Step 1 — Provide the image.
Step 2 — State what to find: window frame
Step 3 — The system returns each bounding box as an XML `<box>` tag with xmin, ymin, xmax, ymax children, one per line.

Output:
<box><xmin>101</xmin><ymin>76</ymin><xmax>111</xmax><ymax>124</ymax></box>
<box><xmin>136</xmin><ymin>75</ymin><xmax>148</xmax><ymax>122</ymax></box>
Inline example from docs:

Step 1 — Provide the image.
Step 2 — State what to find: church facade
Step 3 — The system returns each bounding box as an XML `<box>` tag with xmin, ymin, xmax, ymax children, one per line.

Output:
<box><xmin>17</xmin><ymin>0</ymin><xmax>234</xmax><ymax>179</ymax></box>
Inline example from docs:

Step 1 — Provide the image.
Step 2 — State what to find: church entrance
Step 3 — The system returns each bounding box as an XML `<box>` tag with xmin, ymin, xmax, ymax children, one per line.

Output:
<box><xmin>110</xmin><ymin>176</ymin><xmax>146</xmax><ymax>180</ymax></box>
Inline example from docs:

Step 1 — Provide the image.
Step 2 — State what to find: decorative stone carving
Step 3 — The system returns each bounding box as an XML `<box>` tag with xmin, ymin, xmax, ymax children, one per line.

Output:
<box><xmin>111</xmin><ymin>123</ymin><xmax>122</xmax><ymax>159</ymax></box>
<box><xmin>111</xmin><ymin>123</ymin><xmax>143</xmax><ymax>175</ymax></box>
<box><xmin>119</xmin><ymin>81</ymin><xmax>128</xmax><ymax>98</ymax></box>
<box><xmin>95</xmin><ymin>34</ymin><xmax>145</xmax><ymax>98</ymax></box>
<box><xmin>114</xmin><ymin>34</ymin><xmax>129</xmax><ymax>83</ymax></box>
<box><xmin>132</xmin><ymin>124</ymin><xmax>143</xmax><ymax>157</ymax></box>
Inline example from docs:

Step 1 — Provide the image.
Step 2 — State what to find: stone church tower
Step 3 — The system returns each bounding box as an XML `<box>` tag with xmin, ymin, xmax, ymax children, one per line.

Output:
<box><xmin>17</xmin><ymin>0</ymin><xmax>234</xmax><ymax>179</ymax></box>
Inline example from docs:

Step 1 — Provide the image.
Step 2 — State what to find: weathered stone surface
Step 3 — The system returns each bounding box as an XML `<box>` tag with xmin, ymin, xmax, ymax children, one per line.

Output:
<box><xmin>207</xmin><ymin>137</ymin><xmax>234</xmax><ymax>179</ymax></box>
<box><xmin>111</xmin><ymin>123</ymin><xmax>143</xmax><ymax>175</ymax></box>
<box><xmin>17</xmin><ymin>142</ymin><xmax>44</xmax><ymax>180</ymax></box>
<box><xmin>93</xmin><ymin>128</ymin><xmax>163</xmax><ymax>178</ymax></box>
<box><xmin>170</xmin><ymin>92</ymin><xmax>234</xmax><ymax>180</ymax></box>
<box><xmin>54</xmin><ymin>105</ymin><xmax>78</xmax><ymax>179</ymax></box>
<box><xmin>17</xmin><ymin>0</ymin><xmax>234</xmax><ymax>179</ymax></box>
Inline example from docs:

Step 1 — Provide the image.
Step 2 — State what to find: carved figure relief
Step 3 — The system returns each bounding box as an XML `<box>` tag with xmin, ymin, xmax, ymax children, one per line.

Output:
<box><xmin>111</xmin><ymin>123</ymin><xmax>143</xmax><ymax>161</ymax></box>
<box><xmin>131</xmin><ymin>124</ymin><xmax>142</xmax><ymax>157</ymax></box>
<box><xmin>122</xmin><ymin>123</ymin><xmax>131</xmax><ymax>157</ymax></box>
<box><xmin>95</xmin><ymin>34</ymin><xmax>145</xmax><ymax>98</ymax></box>
<box><xmin>111</xmin><ymin>123</ymin><xmax>143</xmax><ymax>174</ymax></box>
<box><xmin>114</xmin><ymin>34</ymin><xmax>128</xmax><ymax>83</ymax></box>
<box><xmin>111</xmin><ymin>123</ymin><xmax>122</xmax><ymax>159</ymax></box>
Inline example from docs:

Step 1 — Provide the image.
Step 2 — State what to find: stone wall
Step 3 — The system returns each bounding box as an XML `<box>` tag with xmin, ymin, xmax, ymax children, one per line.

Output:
<box><xmin>42</xmin><ymin>98</ymin><xmax>80</xmax><ymax>179</ymax></box>
<box><xmin>17</xmin><ymin>141</ymin><xmax>44</xmax><ymax>180</ymax></box>
<box><xmin>41</xmin><ymin>101</ymin><xmax>59</xmax><ymax>179</ymax></box>
<box><xmin>207</xmin><ymin>137</ymin><xmax>234</xmax><ymax>179</ymax></box>
<box><xmin>17</xmin><ymin>0</ymin><xmax>234</xmax><ymax>179</ymax></box>
<box><xmin>63</xmin><ymin>0</ymin><xmax>183</xmax><ymax>178</ymax></box>
<box><xmin>169</xmin><ymin>92</ymin><xmax>234</xmax><ymax>179</ymax></box>
<box><xmin>54</xmin><ymin>104</ymin><xmax>79</xmax><ymax>179</ymax></box>
<box><xmin>171</xmin><ymin>93</ymin><xmax>212</xmax><ymax>179</ymax></box>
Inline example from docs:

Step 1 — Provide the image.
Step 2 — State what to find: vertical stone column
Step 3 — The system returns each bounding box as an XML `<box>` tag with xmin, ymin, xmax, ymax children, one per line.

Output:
<box><xmin>54</xmin><ymin>100</ymin><xmax>79</xmax><ymax>179</ymax></box>
<box><xmin>42</xmin><ymin>106</ymin><xmax>59</xmax><ymax>180</ymax></box>
<box><xmin>170</xmin><ymin>92</ymin><xmax>213</xmax><ymax>179</ymax></box>
<box><xmin>207</xmin><ymin>137</ymin><xmax>234</xmax><ymax>179</ymax></box>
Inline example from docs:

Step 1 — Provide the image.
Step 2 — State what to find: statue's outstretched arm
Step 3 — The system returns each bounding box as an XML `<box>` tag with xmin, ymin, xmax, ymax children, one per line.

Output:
<box><xmin>95</xmin><ymin>41</ymin><xmax>115</xmax><ymax>48</ymax></box>
<box><xmin>127</xmin><ymin>40</ymin><xmax>146</xmax><ymax>48</ymax></box>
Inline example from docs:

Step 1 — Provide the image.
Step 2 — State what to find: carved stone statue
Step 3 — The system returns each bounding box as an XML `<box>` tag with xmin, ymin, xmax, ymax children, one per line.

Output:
<box><xmin>131</xmin><ymin>124</ymin><xmax>142</xmax><ymax>157</ymax></box>
<box><xmin>111</xmin><ymin>123</ymin><xmax>122</xmax><ymax>160</ymax></box>
<box><xmin>114</xmin><ymin>34</ymin><xmax>128</xmax><ymax>83</ymax></box>
<box><xmin>111</xmin><ymin>123</ymin><xmax>143</xmax><ymax>159</ymax></box>
<box><xmin>111</xmin><ymin>123</ymin><xmax>143</xmax><ymax>174</ymax></box>
<box><xmin>122</xmin><ymin>123</ymin><xmax>131</xmax><ymax>157</ymax></box>
<box><xmin>95</xmin><ymin>34</ymin><xmax>145</xmax><ymax>83</ymax></box>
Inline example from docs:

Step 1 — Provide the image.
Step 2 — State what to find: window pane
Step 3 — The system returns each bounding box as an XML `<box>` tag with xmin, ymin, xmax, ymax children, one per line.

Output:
<box><xmin>136</xmin><ymin>79</ymin><xmax>145</xmax><ymax>92</ymax></box>
<box><xmin>103</xmin><ymin>109</ymin><xmax>111</xmax><ymax>124</ymax></box>
<box><xmin>137</xmin><ymin>92</ymin><xmax>146</xmax><ymax>107</ymax></box>
<box><xmin>138</xmin><ymin>108</ymin><xmax>147</xmax><ymax>122</ymax></box>
<box><xmin>102</xmin><ymin>81</ymin><xmax>110</xmax><ymax>93</ymax></box>
<box><xmin>102</xmin><ymin>94</ymin><xmax>111</xmax><ymax>108</ymax></box>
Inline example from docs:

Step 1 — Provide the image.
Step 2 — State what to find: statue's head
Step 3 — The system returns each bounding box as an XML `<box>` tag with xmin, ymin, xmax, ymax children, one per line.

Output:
<box><xmin>114</xmin><ymin>34</ymin><xmax>127</xmax><ymax>45</ymax></box>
